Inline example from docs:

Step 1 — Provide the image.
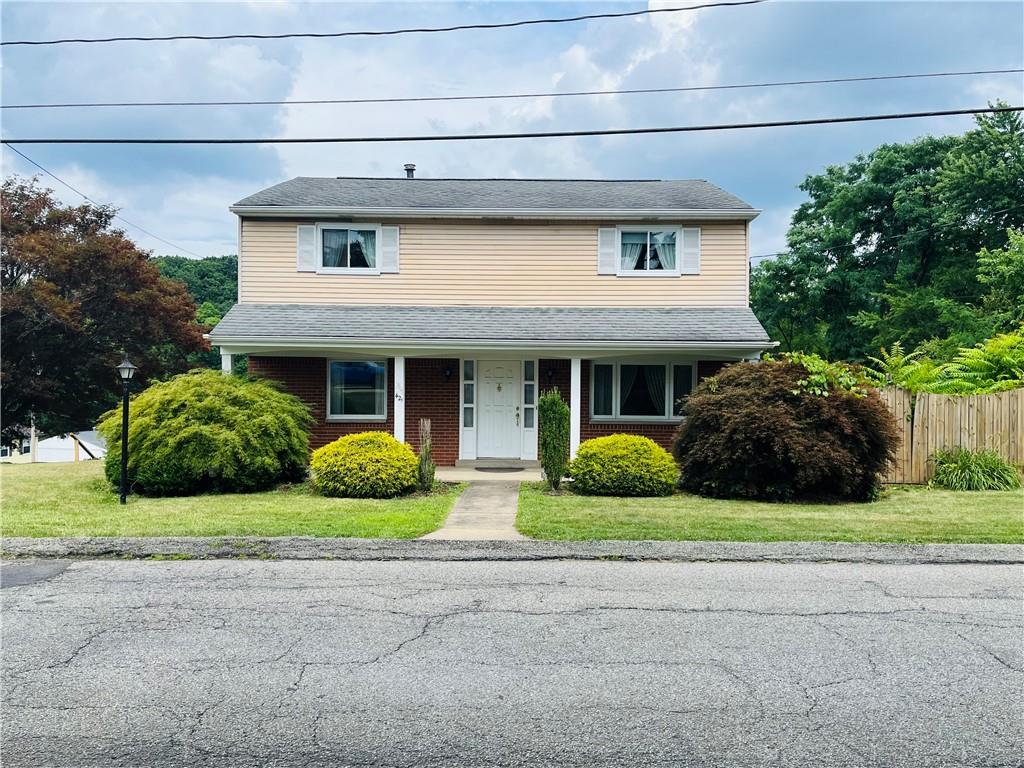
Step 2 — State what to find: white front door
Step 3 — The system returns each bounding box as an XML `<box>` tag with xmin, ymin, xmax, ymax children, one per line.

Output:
<box><xmin>477</xmin><ymin>360</ymin><xmax>521</xmax><ymax>458</ymax></box>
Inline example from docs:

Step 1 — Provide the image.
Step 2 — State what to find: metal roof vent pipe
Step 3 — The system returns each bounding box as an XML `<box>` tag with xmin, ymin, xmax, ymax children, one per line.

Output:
<box><xmin>404</xmin><ymin>163</ymin><xmax>416</xmax><ymax>179</ymax></box>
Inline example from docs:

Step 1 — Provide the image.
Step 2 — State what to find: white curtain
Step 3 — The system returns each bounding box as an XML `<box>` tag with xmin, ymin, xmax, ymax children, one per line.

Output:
<box><xmin>620</xmin><ymin>232</ymin><xmax>646</xmax><ymax>271</ymax></box>
<box><xmin>350</xmin><ymin>229</ymin><xmax>376</xmax><ymax>268</ymax></box>
<box><xmin>322</xmin><ymin>229</ymin><xmax>347</xmax><ymax>268</ymax></box>
<box><xmin>650</xmin><ymin>231</ymin><xmax>676</xmax><ymax>271</ymax></box>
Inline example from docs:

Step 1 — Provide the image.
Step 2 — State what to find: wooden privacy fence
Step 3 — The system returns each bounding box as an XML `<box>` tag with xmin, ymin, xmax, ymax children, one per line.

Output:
<box><xmin>878</xmin><ymin>387</ymin><xmax>1024</xmax><ymax>484</ymax></box>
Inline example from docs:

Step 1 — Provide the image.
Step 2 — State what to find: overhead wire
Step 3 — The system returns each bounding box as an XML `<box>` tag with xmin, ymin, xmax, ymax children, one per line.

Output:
<box><xmin>4</xmin><ymin>144</ymin><xmax>206</xmax><ymax>258</ymax></box>
<box><xmin>4</xmin><ymin>67</ymin><xmax>1019</xmax><ymax>110</ymax></box>
<box><xmin>3</xmin><ymin>105</ymin><xmax>1020</xmax><ymax>144</ymax></box>
<box><xmin>0</xmin><ymin>0</ymin><xmax>767</xmax><ymax>46</ymax></box>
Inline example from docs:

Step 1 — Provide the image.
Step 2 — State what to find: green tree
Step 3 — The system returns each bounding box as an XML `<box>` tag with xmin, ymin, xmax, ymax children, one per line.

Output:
<box><xmin>752</xmin><ymin>107</ymin><xmax>1024</xmax><ymax>360</ymax></box>
<box><xmin>153</xmin><ymin>254</ymin><xmax>237</xmax><ymax>315</ymax></box>
<box><xmin>976</xmin><ymin>228</ymin><xmax>1024</xmax><ymax>331</ymax></box>
<box><xmin>0</xmin><ymin>176</ymin><xmax>207</xmax><ymax>443</ymax></box>
<box><xmin>153</xmin><ymin>255</ymin><xmax>239</xmax><ymax>371</ymax></box>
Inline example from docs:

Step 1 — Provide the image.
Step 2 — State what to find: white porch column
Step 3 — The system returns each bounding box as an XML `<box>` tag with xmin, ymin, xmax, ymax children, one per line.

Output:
<box><xmin>569</xmin><ymin>358</ymin><xmax>581</xmax><ymax>458</ymax></box>
<box><xmin>220</xmin><ymin>352</ymin><xmax>233</xmax><ymax>373</ymax></box>
<box><xmin>393</xmin><ymin>356</ymin><xmax>406</xmax><ymax>443</ymax></box>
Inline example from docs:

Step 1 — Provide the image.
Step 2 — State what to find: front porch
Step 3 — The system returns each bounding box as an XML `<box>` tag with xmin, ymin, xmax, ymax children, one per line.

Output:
<box><xmin>228</xmin><ymin>351</ymin><xmax>759</xmax><ymax>466</ymax></box>
<box><xmin>210</xmin><ymin>303</ymin><xmax>775</xmax><ymax>466</ymax></box>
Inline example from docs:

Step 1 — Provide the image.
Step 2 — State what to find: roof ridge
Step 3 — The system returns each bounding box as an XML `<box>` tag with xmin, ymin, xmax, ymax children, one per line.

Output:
<box><xmin>303</xmin><ymin>177</ymin><xmax>710</xmax><ymax>183</ymax></box>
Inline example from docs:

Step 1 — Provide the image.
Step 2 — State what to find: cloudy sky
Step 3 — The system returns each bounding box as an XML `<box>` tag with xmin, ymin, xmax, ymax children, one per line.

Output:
<box><xmin>2</xmin><ymin>1</ymin><xmax>1021</xmax><ymax>260</ymax></box>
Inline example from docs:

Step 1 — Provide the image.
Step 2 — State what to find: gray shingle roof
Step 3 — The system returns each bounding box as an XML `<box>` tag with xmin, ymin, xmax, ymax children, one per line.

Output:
<box><xmin>233</xmin><ymin>177</ymin><xmax>754</xmax><ymax>212</ymax></box>
<box><xmin>210</xmin><ymin>304</ymin><xmax>771</xmax><ymax>345</ymax></box>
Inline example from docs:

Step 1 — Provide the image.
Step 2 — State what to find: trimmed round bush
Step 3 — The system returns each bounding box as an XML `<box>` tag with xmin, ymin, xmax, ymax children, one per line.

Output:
<box><xmin>311</xmin><ymin>431</ymin><xmax>417</xmax><ymax>499</ymax></box>
<box><xmin>931</xmin><ymin>448</ymin><xmax>1021</xmax><ymax>491</ymax></box>
<box><xmin>673</xmin><ymin>360</ymin><xmax>899</xmax><ymax>502</ymax></box>
<box><xmin>98</xmin><ymin>369</ymin><xmax>311</xmax><ymax>496</ymax></box>
<box><xmin>569</xmin><ymin>434</ymin><xmax>677</xmax><ymax>496</ymax></box>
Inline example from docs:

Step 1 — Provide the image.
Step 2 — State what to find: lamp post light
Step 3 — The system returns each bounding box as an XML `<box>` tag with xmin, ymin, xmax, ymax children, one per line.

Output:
<box><xmin>115</xmin><ymin>358</ymin><xmax>137</xmax><ymax>504</ymax></box>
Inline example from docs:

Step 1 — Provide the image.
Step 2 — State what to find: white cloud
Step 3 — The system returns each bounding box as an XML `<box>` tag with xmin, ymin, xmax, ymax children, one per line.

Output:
<box><xmin>3</xmin><ymin>0</ymin><xmax>1020</xmax><ymax>260</ymax></box>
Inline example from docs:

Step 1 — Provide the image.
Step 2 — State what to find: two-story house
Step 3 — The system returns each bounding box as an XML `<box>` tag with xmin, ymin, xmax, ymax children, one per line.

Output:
<box><xmin>209</xmin><ymin>172</ymin><xmax>775</xmax><ymax>466</ymax></box>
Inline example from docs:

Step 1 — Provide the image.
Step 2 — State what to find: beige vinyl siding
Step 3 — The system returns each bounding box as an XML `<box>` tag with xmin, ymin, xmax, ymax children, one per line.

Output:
<box><xmin>239</xmin><ymin>218</ymin><xmax>749</xmax><ymax>307</ymax></box>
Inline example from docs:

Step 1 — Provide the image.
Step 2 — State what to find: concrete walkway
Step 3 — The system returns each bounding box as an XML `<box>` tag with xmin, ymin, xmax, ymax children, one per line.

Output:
<box><xmin>421</xmin><ymin>478</ymin><xmax>525</xmax><ymax>541</ymax></box>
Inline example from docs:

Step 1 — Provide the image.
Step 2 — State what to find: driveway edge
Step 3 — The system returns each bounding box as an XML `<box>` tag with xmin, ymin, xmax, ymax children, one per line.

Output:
<box><xmin>2</xmin><ymin>537</ymin><xmax>1022</xmax><ymax>564</ymax></box>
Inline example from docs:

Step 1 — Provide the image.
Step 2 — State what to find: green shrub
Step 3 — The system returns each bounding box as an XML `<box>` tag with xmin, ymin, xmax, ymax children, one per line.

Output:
<box><xmin>98</xmin><ymin>369</ymin><xmax>311</xmax><ymax>497</ymax></box>
<box><xmin>674</xmin><ymin>360</ymin><xmax>899</xmax><ymax>502</ymax></box>
<box><xmin>931</xmin><ymin>448</ymin><xmax>1022</xmax><ymax>491</ymax></box>
<box><xmin>539</xmin><ymin>390</ymin><xmax>570</xmax><ymax>490</ymax></box>
<box><xmin>569</xmin><ymin>434</ymin><xmax>677</xmax><ymax>497</ymax></box>
<box><xmin>311</xmin><ymin>432</ymin><xmax>417</xmax><ymax>498</ymax></box>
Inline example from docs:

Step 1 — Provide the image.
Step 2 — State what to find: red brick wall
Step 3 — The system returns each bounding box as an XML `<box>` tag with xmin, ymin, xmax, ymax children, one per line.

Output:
<box><xmin>539</xmin><ymin>357</ymin><xmax>739</xmax><ymax>452</ymax></box>
<box><xmin>248</xmin><ymin>356</ymin><xmax>395</xmax><ymax>450</ymax></box>
<box><xmin>404</xmin><ymin>358</ymin><xmax>460</xmax><ymax>467</ymax></box>
<box><xmin>249</xmin><ymin>356</ymin><xmax>461</xmax><ymax>463</ymax></box>
<box><xmin>249</xmin><ymin>356</ymin><xmax>742</xmax><ymax>463</ymax></box>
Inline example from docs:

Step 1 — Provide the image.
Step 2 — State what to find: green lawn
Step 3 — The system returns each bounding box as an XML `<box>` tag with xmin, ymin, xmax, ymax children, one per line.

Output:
<box><xmin>1</xmin><ymin>462</ymin><xmax>463</xmax><ymax>539</ymax></box>
<box><xmin>517</xmin><ymin>482</ymin><xmax>1024</xmax><ymax>543</ymax></box>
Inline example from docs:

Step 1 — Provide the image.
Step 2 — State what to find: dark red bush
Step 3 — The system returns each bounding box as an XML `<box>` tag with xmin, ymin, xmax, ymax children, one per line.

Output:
<box><xmin>673</xmin><ymin>360</ymin><xmax>899</xmax><ymax>502</ymax></box>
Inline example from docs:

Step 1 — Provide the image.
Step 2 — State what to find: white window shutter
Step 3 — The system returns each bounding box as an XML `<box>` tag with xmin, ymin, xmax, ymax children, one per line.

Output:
<box><xmin>597</xmin><ymin>228</ymin><xmax>617</xmax><ymax>274</ymax></box>
<box><xmin>380</xmin><ymin>226</ymin><xmax>400</xmax><ymax>273</ymax></box>
<box><xmin>680</xmin><ymin>227</ymin><xmax>700</xmax><ymax>274</ymax></box>
<box><xmin>296</xmin><ymin>224</ymin><xmax>317</xmax><ymax>272</ymax></box>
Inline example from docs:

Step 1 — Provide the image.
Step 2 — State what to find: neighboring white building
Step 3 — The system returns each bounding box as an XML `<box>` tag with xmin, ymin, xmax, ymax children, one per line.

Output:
<box><xmin>1</xmin><ymin>430</ymin><xmax>106</xmax><ymax>464</ymax></box>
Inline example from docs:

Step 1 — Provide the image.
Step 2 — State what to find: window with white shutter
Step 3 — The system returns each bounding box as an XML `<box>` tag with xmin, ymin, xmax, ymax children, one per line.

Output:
<box><xmin>306</xmin><ymin>223</ymin><xmax>398</xmax><ymax>275</ymax></box>
<box><xmin>598</xmin><ymin>225</ymin><xmax>700</xmax><ymax>277</ymax></box>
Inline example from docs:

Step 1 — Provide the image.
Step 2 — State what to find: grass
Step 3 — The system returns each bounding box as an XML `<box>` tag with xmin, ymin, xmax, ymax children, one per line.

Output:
<box><xmin>517</xmin><ymin>482</ymin><xmax>1024</xmax><ymax>544</ymax></box>
<box><xmin>1</xmin><ymin>462</ymin><xmax>463</xmax><ymax>539</ymax></box>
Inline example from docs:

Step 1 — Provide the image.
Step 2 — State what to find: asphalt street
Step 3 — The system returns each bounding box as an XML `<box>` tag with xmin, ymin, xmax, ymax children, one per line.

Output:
<box><xmin>2</xmin><ymin>558</ymin><xmax>1021</xmax><ymax>767</ymax></box>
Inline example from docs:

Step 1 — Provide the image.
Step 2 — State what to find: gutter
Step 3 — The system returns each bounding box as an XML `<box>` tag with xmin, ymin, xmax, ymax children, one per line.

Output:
<box><xmin>208</xmin><ymin>336</ymin><xmax>778</xmax><ymax>351</ymax></box>
<box><xmin>228</xmin><ymin>205</ymin><xmax>761</xmax><ymax>222</ymax></box>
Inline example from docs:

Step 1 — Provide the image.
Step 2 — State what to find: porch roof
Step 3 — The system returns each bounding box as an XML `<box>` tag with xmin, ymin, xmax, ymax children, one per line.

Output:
<box><xmin>210</xmin><ymin>304</ymin><xmax>772</xmax><ymax>350</ymax></box>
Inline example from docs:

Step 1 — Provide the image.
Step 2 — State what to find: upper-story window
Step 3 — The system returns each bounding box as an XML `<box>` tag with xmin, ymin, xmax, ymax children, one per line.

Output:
<box><xmin>620</xmin><ymin>228</ymin><xmax>678</xmax><ymax>274</ymax></box>
<box><xmin>320</xmin><ymin>225</ymin><xmax>381</xmax><ymax>273</ymax></box>
<box><xmin>598</xmin><ymin>226</ymin><xmax>700</xmax><ymax>277</ymax></box>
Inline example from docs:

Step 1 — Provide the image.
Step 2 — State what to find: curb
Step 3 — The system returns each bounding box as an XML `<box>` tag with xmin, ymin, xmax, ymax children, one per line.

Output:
<box><xmin>2</xmin><ymin>537</ymin><xmax>1022</xmax><ymax>564</ymax></box>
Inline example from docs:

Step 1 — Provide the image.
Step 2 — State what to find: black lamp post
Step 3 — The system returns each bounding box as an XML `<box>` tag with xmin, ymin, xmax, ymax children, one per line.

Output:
<box><xmin>115</xmin><ymin>358</ymin><xmax>137</xmax><ymax>504</ymax></box>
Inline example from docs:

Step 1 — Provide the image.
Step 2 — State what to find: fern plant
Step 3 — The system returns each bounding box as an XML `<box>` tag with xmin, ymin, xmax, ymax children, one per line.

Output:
<box><xmin>930</xmin><ymin>329</ymin><xmax>1024</xmax><ymax>394</ymax></box>
<box><xmin>866</xmin><ymin>342</ymin><xmax>928</xmax><ymax>387</ymax></box>
<box><xmin>931</xmin><ymin>448</ymin><xmax>1021</xmax><ymax>491</ymax></box>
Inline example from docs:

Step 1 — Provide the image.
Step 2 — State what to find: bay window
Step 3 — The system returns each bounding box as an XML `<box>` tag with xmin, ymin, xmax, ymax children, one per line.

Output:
<box><xmin>328</xmin><ymin>360</ymin><xmax>386</xmax><ymax>420</ymax></box>
<box><xmin>591</xmin><ymin>362</ymin><xmax>695</xmax><ymax>420</ymax></box>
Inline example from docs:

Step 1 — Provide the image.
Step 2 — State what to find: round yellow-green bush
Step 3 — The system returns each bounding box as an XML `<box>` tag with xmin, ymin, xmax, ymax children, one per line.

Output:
<box><xmin>98</xmin><ymin>369</ymin><xmax>311</xmax><ymax>497</ymax></box>
<box><xmin>569</xmin><ymin>434</ymin><xmax>677</xmax><ymax>496</ymax></box>
<box><xmin>311</xmin><ymin>432</ymin><xmax>418</xmax><ymax>498</ymax></box>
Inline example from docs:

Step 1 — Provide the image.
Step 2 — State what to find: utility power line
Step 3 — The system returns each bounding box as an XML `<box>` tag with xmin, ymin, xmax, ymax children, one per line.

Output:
<box><xmin>4</xmin><ymin>144</ymin><xmax>205</xmax><ymax>258</ymax></box>
<box><xmin>748</xmin><ymin>202</ymin><xmax>1024</xmax><ymax>263</ymax></box>
<box><xmin>0</xmin><ymin>0</ymin><xmax>766</xmax><ymax>46</ymax></box>
<box><xmin>4</xmin><ymin>67</ymin><xmax>1019</xmax><ymax>111</ymax></box>
<box><xmin>2</xmin><ymin>105</ymin><xmax>1020</xmax><ymax>145</ymax></box>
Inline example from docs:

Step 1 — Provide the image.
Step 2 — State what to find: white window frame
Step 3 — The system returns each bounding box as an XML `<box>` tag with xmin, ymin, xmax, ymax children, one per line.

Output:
<box><xmin>460</xmin><ymin>359</ymin><xmax>477</xmax><ymax>460</ymax></box>
<box><xmin>589</xmin><ymin>361</ymin><xmax>697</xmax><ymax>422</ymax></box>
<box><xmin>326</xmin><ymin>358</ymin><xmax>388</xmax><ymax>422</ymax></box>
<box><xmin>521</xmin><ymin>359</ymin><xmax>538</xmax><ymax>460</ymax></box>
<box><xmin>316</xmin><ymin>223</ymin><xmax>383</xmax><ymax>275</ymax></box>
<box><xmin>615</xmin><ymin>225</ymin><xmax>683</xmax><ymax>277</ymax></box>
